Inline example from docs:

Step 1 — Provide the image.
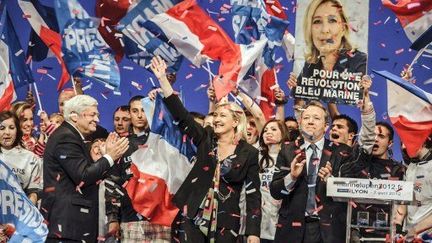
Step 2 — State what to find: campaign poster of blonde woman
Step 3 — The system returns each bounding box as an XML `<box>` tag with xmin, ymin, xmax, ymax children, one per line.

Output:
<box><xmin>293</xmin><ymin>0</ymin><xmax>369</xmax><ymax>104</ymax></box>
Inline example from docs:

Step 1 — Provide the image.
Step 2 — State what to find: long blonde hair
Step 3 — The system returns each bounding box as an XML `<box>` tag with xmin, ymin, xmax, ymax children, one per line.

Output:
<box><xmin>303</xmin><ymin>0</ymin><xmax>353</xmax><ymax>63</ymax></box>
<box><xmin>214</xmin><ymin>101</ymin><xmax>247</xmax><ymax>142</ymax></box>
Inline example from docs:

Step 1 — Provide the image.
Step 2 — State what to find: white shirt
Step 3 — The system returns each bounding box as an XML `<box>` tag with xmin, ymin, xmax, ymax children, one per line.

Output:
<box><xmin>406</xmin><ymin>159</ymin><xmax>432</xmax><ymax>226</ymax></box>
<box><xmin>0</xmin><ymin>146</ymin><xmax>43</xmax><ymax>193</ymax></box>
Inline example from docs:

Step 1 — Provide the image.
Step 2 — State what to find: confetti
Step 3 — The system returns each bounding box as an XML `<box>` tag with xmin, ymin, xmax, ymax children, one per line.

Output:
<box><xmin>208</xmin><ymin>25</ymin><xmax>217</xmax><ymax>31</ymax></box>
<box><xmin>255</xmin><ymin>96</ymin><xmax>268</xmax><ymax>102</ymax></box>
<box><xmin>407</xmin><ymin>2</ymin><xmax>421</xmax><ymax>9</ymax></box>
<box><xmin>37</xmin><ymin>68</ymin><xmax>48</xmax><ymax>74</ymax></box>
<box><xmin>384</xmin><ymin>16</ymin><xmax>391</xmax><ymax>25</ymax></box>
<box><xmin>123</xmin><ymin>66</ymin><xmax>134</xmax><ymax>70</ymax></box>
<box><xmin>395</xmin><ymin>48</ymin><xmax>404</xmax><ymax>55</ymax></box>
<box><xmin>275</xmin><ymin>56</ymin><xmax>283</xmax><ymax>63</ymax></box>
<box><xmin>185</xmin><ymin>73</ymin><xmax>193</xmax><ymax>79</ymax></box>
<box><xmin>47</xmin><ymin>73</ymin><xmax>56</xmax><ymax>80</ymax></box>
<box><xmin>271</xmin><ymin>5</ymin><xmax>282</xmax><ymax>14</ymax></box>
<box><xmin>14</xmin><ymin>49</ymin><xmax>24</xmax><ymax>57</ymax></box>
<box><xmin>424</xmin><ymin>78</ymin><xmax>432</xmax><ymax>85</ymax></box>
<box><xmin>369</xmin><ymin>91</ymin><xmax>378</xmax><ymax>96</ymax></box>
<box><xmin>292</xmin><ymin>222</ymin><xmax>302</xmax><ymax>227</ymax></box>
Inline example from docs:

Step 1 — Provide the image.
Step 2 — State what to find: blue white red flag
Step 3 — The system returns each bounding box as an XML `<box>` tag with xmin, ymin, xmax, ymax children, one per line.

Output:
<box><xmin>231</xmin><ymin>0</ymin><xmax>289</xmax><ymax>119</ymax></box>
<box><xmin>0</xmin><ymin>4</ymin><xmax>15</xmax><ymax>111</ymax></box>
<box><xmin>0</xmin><ymin>160</ymin><xmax>48</xmax><ymax>242</ymax></box>
<box><xmin>54</xmin><ymin>0</ymin><xmax>121</xmax><ymax>91</ymax></box>
<box><xmin>120</xmin><ymin>0</ymin><xmax>265</xmax><ymax>100</ymax></box>
<box><xmin>383</xmin><ymin>0</ymin><xmax>432</xmax><ymax>46</ymax></box>
<box><xmin>18</xmin><ymin>0</ymin><xmax>70</xmax><ymax>90</ymax></box>
<box><xmin>26</xmin><ymin>0</ymin><xmax>59</xmax><ymax>62</ymax></box>
<box><xmin>1</xmin><ymin>10</ymin><xmax>34</xmax><ymax>90</ymax></box>
<box><xmin>126</xmin><ymin>94</ymin><xmax>196</xmax><ymax>226</ymax></box>
<box><xmin>374</xmin><ymin>70</ymin><xmax>432</xmax><ymax>158</ymax></box>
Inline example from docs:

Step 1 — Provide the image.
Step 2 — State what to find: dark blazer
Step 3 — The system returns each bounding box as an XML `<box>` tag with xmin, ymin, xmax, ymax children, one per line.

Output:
<box><xmin>270</xmin><ymin>139</ymin><xmax>352</xmax><ymax>243</ymax></box>
<box><xmin>164</xmin><ymin>94</ymin><xmax>261</xmax><ymax>236</ymax></box>
<box><xmin>42</xmin><ymin>122</ymin><xmax>112</xmax><ymax>242</ymax></box>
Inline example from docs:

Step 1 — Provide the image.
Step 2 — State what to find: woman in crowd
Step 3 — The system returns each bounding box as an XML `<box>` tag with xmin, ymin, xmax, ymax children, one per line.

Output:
<box><xmin>257</xmin><ymin>119</ymin><xmax>288</xmax><ymax>242</ymax></box>
<box><xmin>150</xmin><ymin>56</ymin><xmax>261</xmax><ymax>243</ymax></box>
<box><xmin>0</xmin><ymin>111</ymin><xmax>43</xmax><ymax>205</ymax></box>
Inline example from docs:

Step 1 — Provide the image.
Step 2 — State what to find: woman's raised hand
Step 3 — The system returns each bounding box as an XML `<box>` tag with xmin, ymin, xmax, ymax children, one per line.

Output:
<box><xmin>150</xmin><ymin>56</ymin><xmax>168</xmax><ymax>80</ymax></box>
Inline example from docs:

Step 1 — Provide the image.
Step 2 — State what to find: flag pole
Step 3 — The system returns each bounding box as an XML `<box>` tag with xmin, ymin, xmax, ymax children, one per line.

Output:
<box><xmin>33</xmin><ymin>82</ymin><xmax>43</xmax><ymax>112</ymax></box>
<box><xmin>71</xmin><ymin>76</ymin><xmax>78</xmax><ymax>95</ymax></box>
<box><xmin>407</xmin><ymin>44</ymin><xmax>429</xmax><ymax>71</ymax></box>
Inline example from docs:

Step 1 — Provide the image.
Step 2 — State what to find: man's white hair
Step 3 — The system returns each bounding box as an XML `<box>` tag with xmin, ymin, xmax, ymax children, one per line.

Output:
<box><xmin>63</xmin><ymin>95</ymin><xmax>98</xmax><ymax>122</ymax></box>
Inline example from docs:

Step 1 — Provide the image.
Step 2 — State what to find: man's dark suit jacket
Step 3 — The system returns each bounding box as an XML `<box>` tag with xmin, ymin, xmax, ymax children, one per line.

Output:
<box><xmin>270</xmin><ymin>139</ymin><xmax>352</xmax><ymax>243</ymax></box>
<box><xmin>42</xmin><ymin>122</ymin><xmax>112</xmax><ymax>242</ymax></box>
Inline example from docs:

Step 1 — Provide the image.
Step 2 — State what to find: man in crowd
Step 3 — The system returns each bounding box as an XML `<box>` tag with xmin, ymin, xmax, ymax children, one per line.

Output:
<box><xmin>113</xmin><ymin>105</ymin><xmax>131</xmax><ymax>136</ymax></box>
<box><xmin>270</xmin><ymin>101</ymin><xmax>352</xmax><ymax>243</ymax></box>
<box><xmin>106</xmin><ymin>95</ymin><xmax>171</xmax><ymax>242</ymax></box>
<box><xmin>394</xmin><ymin>135</ymin><xmax>432</xmax><ymax>241</ymax></box>
<box><xmin>42</xmin><ymin>95</ymin><xmax>129</xmax><ymax>242</ymax></box>
<box><xmin>57</xmin><ymin>86</ymin><xmax>109</xmax><ymax>141</ymax></box>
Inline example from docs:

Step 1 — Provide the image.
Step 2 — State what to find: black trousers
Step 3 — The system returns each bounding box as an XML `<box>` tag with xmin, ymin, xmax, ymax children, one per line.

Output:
<box><xmin>173</xmin><ymin>217</ymin><xmax>238</xmax><ymax>243</ymax></box>
<box><xmin>302</xmin><ymin>220</ymin><xmax>322</xmax><ymax>243</ymax></box>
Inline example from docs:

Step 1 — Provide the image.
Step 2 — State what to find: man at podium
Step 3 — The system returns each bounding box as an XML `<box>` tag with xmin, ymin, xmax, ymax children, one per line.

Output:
<box><xmin>270</xmin><ymin>101</ymin><xmax>352</xmax><ymax>243</ymax></box>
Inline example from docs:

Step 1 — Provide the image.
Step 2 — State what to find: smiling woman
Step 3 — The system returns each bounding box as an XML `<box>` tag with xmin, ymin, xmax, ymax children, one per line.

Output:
<box><xmin>150</xmin><ymin>56</ymin><xmax>261</xmax><ymax>243</ymax></box>
<box><xmin>292</xmin><ymin>0</ymin><xmax>368</xmax><ymax>105</ymax></box>
<box><xmin>0</xmin><ymin>111</ymin><xmax>43</xmax><ymax>205</ymax></box>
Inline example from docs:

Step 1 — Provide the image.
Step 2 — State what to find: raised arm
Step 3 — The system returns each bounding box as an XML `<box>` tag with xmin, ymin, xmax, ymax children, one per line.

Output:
<box><xmin>274</xmin><ymin>86</ymin><xmax>287</xmax><ymax>121</ymax></box>
<box><xmin>357</xmin><ymin>75</ymin><xmax>376</xmax><ymax>154</ymax></box>
<box><xmin>234</xmin><ymin>89</ymin><xmax>266</xmax><ymax>133</ymax></box>
<box><xmin>150</xmin><ymin>56</ymin><xmax>207</xmax><ymax>145</ymax></box>
<box><xmin>287</xmin><ymin>72</ymin><xmax>305</xmax><ymax>122</ymax></box>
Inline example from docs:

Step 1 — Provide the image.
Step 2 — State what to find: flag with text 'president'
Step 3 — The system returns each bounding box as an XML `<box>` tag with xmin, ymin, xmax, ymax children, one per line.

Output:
<box><xmin>0</xmin><ymin>160</ymin><xmax>48</xmax><ymax>242</ymax></box>
<box><xmin>117</xmin><ymin>0</ymin><xmax>183</xmax><ymax>76</ymax></box>
<box><xmin>126</xmin><ymin>94</ymin><xmax>196</xmax><ymax>226</ymax></box>
<box><xmin>374</xmin><ymin>70</ymin><xmax>432</xmax><ymax>158</ymax></box>
<box><xmin>231</xmin><ymin>0</ymin><xmax>289</xmax><ymax>120</ymax></box>
<box><xmin>18</xmin><ymin>0</ymin><xmax>70</xmax><ymax>90</ymax></box>
<box><xmin>120</xmin><ymin>0</ymin><xmax>265</xmax><ymax>100</ymax></box>
<box><xmin>54</xmin><ymin>0</ymin><xmax>121</xmax><ymax>91</ymax></box>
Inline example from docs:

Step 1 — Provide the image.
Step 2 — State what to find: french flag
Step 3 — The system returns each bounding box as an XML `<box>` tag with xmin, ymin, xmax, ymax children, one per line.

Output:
<box><xmin>126</xmin><ymin>94</ymin><xmax>196</xmax><ymax>226</ymax></box>
<box><xmin>374</xmin><ymin>70</ymin><xmax>432</xmax><ymax>158</ymax></box>
<box><xmin>120</xmin><ymin>0</ymin><xmax>265</xmax><ymax>100</ymax></box>
<box><xmin>0</xmin><ymin>3</ymin><xmax>34</xmax><ymax>111</ymax></box>
<box><xmin>382</xmin><ymin>0</ymin><xmax>432</xmax><ymax>44</ymax></box>
<box><xmin>18</xmin><ymin>0</ymin><xmax>71</xmax><ymax>90</ymax></box>
<box><xmin>231</xmin><ymin>0</ymin><xmax>289</xmax><ymax>119</ymax></box>
<box><xmin>25</xmin><ymin>0</ymin><xmax>59</xmax><ymax>63</ymax></box>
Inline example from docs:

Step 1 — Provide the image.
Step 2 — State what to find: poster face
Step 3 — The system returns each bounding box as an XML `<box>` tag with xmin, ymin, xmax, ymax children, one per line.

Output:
<box><xmin>293</xmin><ymin>0</ymin><xmax>369</xmax><ymax>105</ymax></box>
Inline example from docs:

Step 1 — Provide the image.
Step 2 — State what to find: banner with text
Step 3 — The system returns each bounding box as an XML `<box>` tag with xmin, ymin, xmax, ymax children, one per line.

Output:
<box><xmin>292</xmin><ymin>0</ymin><xmax>369</xmax><ymax>104</ymax></box>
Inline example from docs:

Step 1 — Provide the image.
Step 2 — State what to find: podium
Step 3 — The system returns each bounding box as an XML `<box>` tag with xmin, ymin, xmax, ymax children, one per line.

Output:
<box><xmin>327</xmin><ymin>177</ymin><xmax>414</xmax><ymax>242</ymax></box>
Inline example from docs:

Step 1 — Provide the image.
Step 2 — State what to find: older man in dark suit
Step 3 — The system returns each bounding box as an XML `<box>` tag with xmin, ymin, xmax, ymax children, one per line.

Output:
<box><xmin>270</xmin><ymin>101</ymin><xmax>352</xmax><ymax>243</ymax></box>
<box><xmin>42</xmin><ymin>95</ymin><xmax>129</xmax><ymax>242</ymax></box>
